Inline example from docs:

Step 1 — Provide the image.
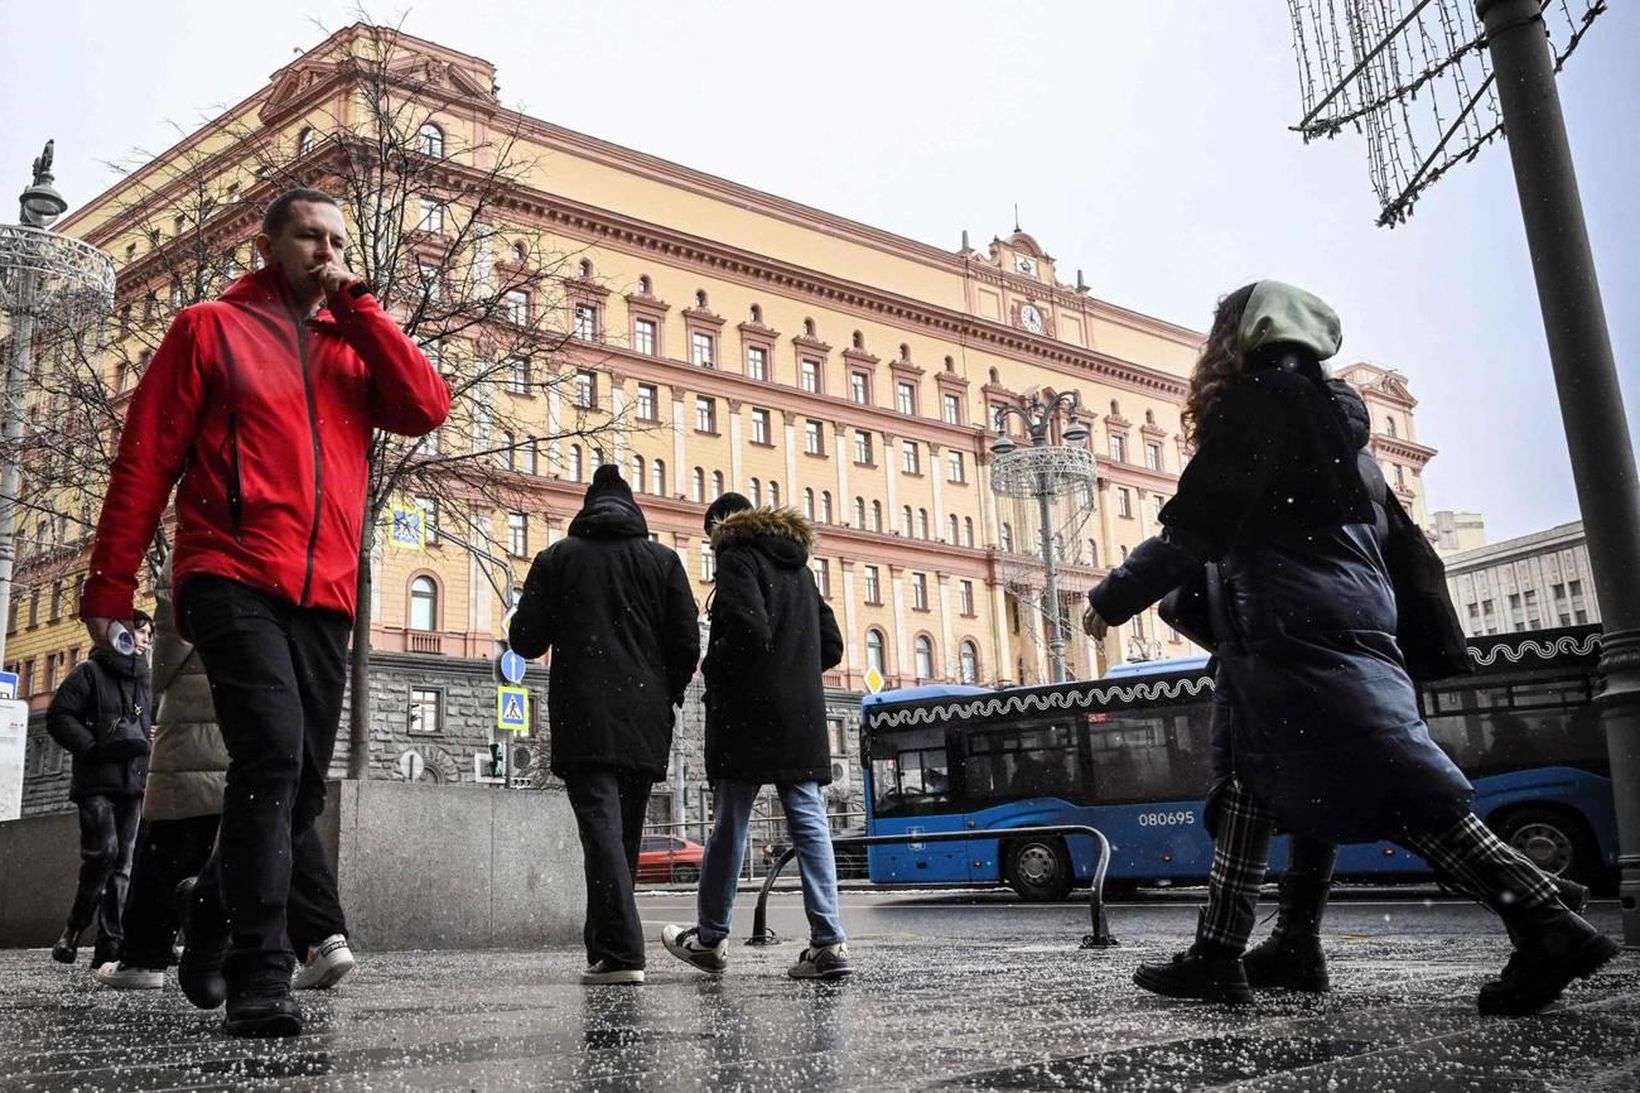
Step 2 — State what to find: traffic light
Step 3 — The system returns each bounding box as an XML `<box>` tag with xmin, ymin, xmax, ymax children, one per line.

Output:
<box><xmin>488</xmin><ymin>743</ymin><xmax>506</xmax><ymax>779</ymax></box>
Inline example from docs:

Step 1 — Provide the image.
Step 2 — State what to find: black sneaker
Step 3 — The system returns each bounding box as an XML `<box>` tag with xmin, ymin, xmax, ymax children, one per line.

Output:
<box><xmin>175</xmin><ymin>878</ymin><xmax>227</xmax><ymax>1010</ymax></box>
<box><xmin>1242</xmin><ymin>933</ymin><xmax>1329</xmax><ymax>993</ymax></box>
<box><xmin>788</xmin><ymin>942</ymin><xmax>853</xmax><ymax>980</ymax></box>
<box><xmin>224</xmin><ymin>983</ymin><xmax>304</xmax><ymax>1038</ymax></box>
<box><xmin>1477</xmin><ymin>912</ymin><xmax>1621</xmax><ymax>1016</ymax></box>
<box><xmin>1134</xmin><ymin>947</ymin><xmax>1254</xmax><ymax>1005</ymax></box>
<box><xmin>51</xmin><ymin>926</ymin><xmax>81</xmax><ymax>965</ymax></box>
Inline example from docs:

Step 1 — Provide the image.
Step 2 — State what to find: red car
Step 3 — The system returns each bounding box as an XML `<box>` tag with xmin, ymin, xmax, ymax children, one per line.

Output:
<box><xmin>637</xmin><ymin>835</ymin><xmax>706</xmax><ymax>883</ymax></box>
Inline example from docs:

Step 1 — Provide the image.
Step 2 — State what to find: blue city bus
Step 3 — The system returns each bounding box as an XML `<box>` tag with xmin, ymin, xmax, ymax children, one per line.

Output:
<box><xmin>860</xmin><ymin>625</ymin><xmax>1615</xmax><ymax>900</ymax></box>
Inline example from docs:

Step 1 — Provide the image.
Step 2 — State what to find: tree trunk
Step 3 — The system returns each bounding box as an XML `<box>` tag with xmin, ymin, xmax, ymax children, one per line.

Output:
<box><xmin>347</xmin><ymin>512</ymin><xmax>378</xmax><ymax>779</ymax></box>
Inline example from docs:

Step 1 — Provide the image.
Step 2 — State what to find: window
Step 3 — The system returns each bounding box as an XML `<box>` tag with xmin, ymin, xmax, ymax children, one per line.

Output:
<box><xmin>1117</xmin><ymin>488</ymin><xmax>1133</xmax><ymax>518</ymax></box>
<box><xmin>419</xmin><ymin>263</ymin><xmax>442</xmax><ymax>303</ymax></box>
<box><xmin>800</xmin><ymin>358</ymin><xmax>821</xmax><ymax>393</ymax></box>
<box><xmin>872</xmin><ymin>501</ymin><xmax>883</xmax><ymax>532</ymax></box>
<box><xmin>769</xmin><ymin>481</ymin><xmax>780</xmax><ymax>507</ymax></box>
<box><xmin>959</xmin><ymin>641</ymin><xmax>980</xmax><ymax>684</ymax></box>
<box><xmin>417</xmin><ymin>123</ymin><xmax>444</xmax><ymax>157</ymax></box>
<box><xmin>522</xmin><ymin>440</ymin><xmax>538</xmax><ymax>476</ymax></box>
<box><xmin>507</xmin><ymin>513</ymin><xmax>528</xmax><ymax>557</ymax></box>
<box><xmin>914</xmin><ymin>636</ymin><xmax>935</xmax><ymax>679</ymax></box>
<box><xmin>409</xmin><ymin>576</ymin><xmax>438</xmax><ymax>631</ymax></box>
<box><xmin>1001</xmin><ymin>523</ymin><xmax>1014</xmax><ymax>552</ymax></box>
<box><xmin>573</xmin><ymin>370</ymin><xmax>597</xmax><ymax>409</ymax></box>
<box><xmin>804</xmin><ymin>488</ymin><xmax>816</xmax><ymax>519</ymax></box>
<box><xmin>1152</xmin><ymin>494</ymin><xmax>1166</xmax><ymax>520</ymax></box>
<box><xmin>569</xmin><ymin>444</ymin><xmax>585</xmax><ymax>483</ymax></box>
<box><xmin>497</xmin><ymin>431</ymin><xmax>515</xmax><ymax>471</ymax></box>
<box><xmin>854</xmin><ymin>431</ymin><xmax>873</xmax><ymax>465</ymax></box>
<box><xmin>805</xmin><ymin>419</ymin><xmax>824</xmax><ymax>456</ymax></box>
<box><xmin>633</xmin><ymin>317</ymin><xmax>657</xmax><ymax>356</ymax></box>
<box><xmin>1144</xmin><ymin>441</ymin><xmax>1162</xmax><ymax>472</ymax></box>
<box><xmin>749</xmin><ymin>478</ymin><xmax>762</xmax><ymax>506</ymax></box>
<box><xmin>854</xmin><ymin>497</ymin><xmax>866</xmax><ymax>527</ymax></box>
<box><xmin>964</xmin><ymin>517</ymin><xmax>975</xmax><ymax>548</ymax></box>
<box><xmin>297</xmin><ymin>127</ymin><xmax>316</xmax><ymax>155</ymax></box>
<box><xmin>695</xmin><ymin>396</ymin><xmax>717</xmax><ymax>433</ymax></box>
<box><xmin>712</xmin><ymin>470</ymin><xmax>725</xmax><ymax>498</ymax></box>
<box><xmin>692</xmin><ymin>467</ymin><xmax>706</xmax><ymax>503</ymax></box>
<box><xmin>636</xmin><ymin>383</ymin><xmax>657</xmax><ymax>421</ymax></box>
<box><xmin>901</xmin><ymin>442</ymin><xmax>920</xmax><ymax>475</ymax></box>
<box><xmin>1386</xmin><ymin>415</ymin><xmax>1399</xmax><ymax>438</ymax></box>
<box><xmin>863</xmin><ymin>565</ymin><xmax>882</xmax><ymax>604</ymax></box>
<box><xmin>821</xmin><ymin>492</ymin><xmax>834</xmax><ymax>524</ymax></box>
<box><xmin>849</xmin><ymin>371</ymin><xmax>870</xmax><ymax>405</ymax></box>
<box><xmin>1109</xmin><ymin>434</ymin><xmax>1127</xmax><ymax>463</ymax></box>
<box><xmin>912</xmin><ymin>573</ymin><xmax>929</xmax><ymax>611</ymax></box>
<box><xmin>1524</xmin><ymin>589</ymin><xmax>1541</xmax><ymax>627</ymax></box>
<box><xmin>573</xmin><ymin>303</ymin><xmax>598</xmax><ymax>341</ymax></box>
<box><xmin>417</xmin><ymin>198</ymin><xmax>445</xmax><ymax>233</ymax></box>
<box><xmin>691</xmin><ymin>331</ymin><xmax>715</xmax><ymax>368</ymax></box>
<box><xmin>896</xmin><ymin>382</ymin><xmax>916</xmax><ymax>416</ymax></box>
<box><xmin>1394</xmin><ymin>464</ymin><xmax>1406</xmax><ymax>490</ymax></box>
<box><xmin>812</xmin><ymin>557</ymin><xmax>831</xmax><ymax>598</ymax></box>
<box><xmin>943</xmin><ymin>393</ymin><xmax>962</xmax><ymax>425</ymax></box>
<box><xmin>700</xmin><ymin>543</ymin><xmax>716</xmax><ymax>582</ymax></box>
<box><xmin>865</xmin><ymin>629</ymin><xmax>886</xmax><ymax>674</ymax></box>
<box><xmin>409</xmin><ymin>688</ymin><xmax>442</xmax><ymax>735</ymax></box>
<box><xmin>652</xmin><ymin>461</ymin><xmax>668</xmax><ymax>498</ymax></box>
<box><xmin>949</xmin><ymin>514</ymin><xmax>960</xmax><ymax>542</ymax></box>
<box><xmin>947</xmin><ymin>450</ymin><xmax>966</xmax><ymax>483</ymax></box>
<box><xmin>959</xmin><ymin>580</ymin><xmax>975</xmax><ymax>616</ymax></box>
<box><xmin>901</xmin><ymin>506</ymin><xmax>914</xmax><ymax>537</ymax></box>
<box><xmin>917</xmin><ymin>509</ymin><xmax>929</xmax><ymax>539</ymax></box>
<box><xmin>414</xmin><ymin>496</ymin><xmax>440</xmax><ymax>545</ymax></box>
<box><xmin>746</xmin><ymin>345</ymin><xmax>768</xmax><ymax>381</ymax></box>
<box><xmin>751</xmin><ymin>408</ymin><xmax>772</xmax><ymax>445</ymax></box>
<box><xmin>632</xmin><ymin>455</ymin><xmax>647</xmax><ymax>493</ymax></box>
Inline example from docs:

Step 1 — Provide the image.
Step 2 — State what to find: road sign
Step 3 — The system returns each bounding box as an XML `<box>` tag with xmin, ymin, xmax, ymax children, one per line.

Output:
<box><xmin>497</xmin><ymin>649</ymin><xmax>527</xmax><ymax>685</ymax></box>
<box><xmin>398</xmin><ymin>749</ymin><xmax>425</xmax><ymax>782</ymax></box>
<box><xmin>864</xmin><ymin>667</ymin><xmax>884</xmax><ymax>694</ymax></box>
<box><xmin>0</xmin><ymin>670</ymin><xmax>16</xmax><ymax>700</ymax></box>
<box><xmin>0</xmin><ymin>699</ymin><xmax>28</xmax><ymax>820</ymax></box>
<box><xmin>496</xmin><ymin>685</ymin><xmax>530</xmax><ymax>733</ymax></box>
<box><xmin>388</xmin><ymin>506</ymin><xmax>425</xmax><ymax>551</ymax></box>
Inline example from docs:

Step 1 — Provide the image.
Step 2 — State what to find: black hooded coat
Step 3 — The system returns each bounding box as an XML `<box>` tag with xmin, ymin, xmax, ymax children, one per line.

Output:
<box><xmin>701</xmin><ymin>507</ymin><xmax>844</xmax><ymax>786</ymax></box>
<box><xmin>508</xmin><ymin>467</ymin><xmax>700</xmax><ymax>779</ymax></box>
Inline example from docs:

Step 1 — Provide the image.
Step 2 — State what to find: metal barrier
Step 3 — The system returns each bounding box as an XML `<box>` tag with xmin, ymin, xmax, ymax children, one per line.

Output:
<box><xmin>745</xmin><ymin>824</ymin><xmax>1118</xmax><ymax>950</ymax></box>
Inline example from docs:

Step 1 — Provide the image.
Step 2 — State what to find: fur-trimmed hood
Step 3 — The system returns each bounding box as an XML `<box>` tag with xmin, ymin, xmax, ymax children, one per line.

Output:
<box><xmin>710</xmin><ymin>506</ymin><xmax>815</xmax><ymax>568</ymax></box>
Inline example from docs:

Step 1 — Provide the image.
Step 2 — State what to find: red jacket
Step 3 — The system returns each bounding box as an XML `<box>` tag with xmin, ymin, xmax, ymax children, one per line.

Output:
<box><xmin>81</xmin><ymin>267</ymin><xmax>450</xmax><ymax>623</ymax></box>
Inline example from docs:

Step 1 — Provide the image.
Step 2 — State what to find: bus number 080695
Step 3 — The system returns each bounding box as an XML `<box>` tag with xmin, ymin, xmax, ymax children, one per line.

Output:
<box><xmin>1137</xmin><ymin>811</ymin><xmax>1196</xmax><ymax>827</ymax></box>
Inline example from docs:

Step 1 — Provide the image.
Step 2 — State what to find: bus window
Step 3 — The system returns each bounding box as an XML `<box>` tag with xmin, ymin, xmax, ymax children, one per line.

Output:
<box><xmin>962</xmin><ymin>720</ymin><xmax>1087</xmax><ymax>803</ymax></box>
<box><xmin>870</xmin><ymin>727</ymin><xmax>950</xmax><ymax>817</ymax></box>
<box><xmin>1088</xmin><ymin>706</ymin><xmax>1214</xmax><ymax>804</ymax></box>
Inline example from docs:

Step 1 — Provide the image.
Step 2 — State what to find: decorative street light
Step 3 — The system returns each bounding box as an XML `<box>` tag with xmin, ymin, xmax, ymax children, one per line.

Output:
<box><xmin>989</xmin><ymin>391</ymin><xmax>1095</xmax><ymax>683</ymax></box>
<box><xmin>0</xmin><ymin>143</ymin><xmax>116</xmax><ymax>669</ymax></box>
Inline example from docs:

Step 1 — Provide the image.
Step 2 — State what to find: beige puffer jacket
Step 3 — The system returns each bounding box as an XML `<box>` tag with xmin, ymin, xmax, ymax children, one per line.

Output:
<box><xmin>143</xmin><ymin>557</ymin><xmax>229</xmax><ymax>821</ymax></box>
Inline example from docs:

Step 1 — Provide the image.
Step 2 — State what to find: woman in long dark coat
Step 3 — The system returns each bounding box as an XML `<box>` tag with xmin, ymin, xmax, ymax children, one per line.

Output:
<box><xmin>1084</xmin><ymin>281</ymin><xmax>1616</xmax><ymax>1015</ymax></box>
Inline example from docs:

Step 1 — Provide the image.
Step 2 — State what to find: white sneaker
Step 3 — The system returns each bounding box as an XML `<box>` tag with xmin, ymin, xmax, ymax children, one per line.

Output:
<box><xmin>293</xmin><ymin>934</ymin><xmax>355</xmax><ymax>990</ymax></box>
<box><xmin>788</xmin><ymin>942</ymin><xmax>853</xmax><ymax>980</ymax></box>
<box><xmin>661</xmin><ymin>924</ymin><xmax>728</xmax><ymax>974</ymax></box>
<box><xmin>93</xmin><ymin>961</ymin><xmax>164</xmax><ymax>990</ymax></box>
<box><xmin>580</xmin><ymin>960</ymin><xmax>644</xmax><ymax>985</ymax></box>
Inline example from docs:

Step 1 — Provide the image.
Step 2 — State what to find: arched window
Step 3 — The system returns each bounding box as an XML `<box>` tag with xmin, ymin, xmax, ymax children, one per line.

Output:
<box><xmin>652</xmin><ymin>459</ymin><xmax>666</xmax><ymax>498</ymax></box>
<box><xmin>570</xmin><ymin>444</ymin><xmax>584</xmax><ymax>483</ymax></box>
<box><xmin>578</xmin><ymin>258</ymin><xmax>593</xmax><ymax>279</ymax></box>
<box><xmin>638</xmin><ymin>275</ymin><xmax>652</xmax><ymax>295</ymax></box>
<box><xmin>695</xmin><ymin>289</ymin><xmax>709</xmax><ymax>309</ymax></box>
<box><xmin>749</xmin><ymin>478</ymin><xmax>761</xmax><ymax>506</ymax></box>
<box><xmin>964</xmin><ymin>517</ymin><xmax>975</xmax><ymax>548</ymax></box>
<box><xmin>854</xmin><ymin>497</ymin><xmax>866</xmax><ymax>527</ymax></box>
<box><xmin>949</xmin><ymin>514</ymin><xmax>960</xmax><ymax>542</ymax></box>
<box><xmin>1001</xmin><ymin>523</ymin><xmax>1014</xmax><ymax>553</ymax></box>
<box><xmin>865</xmin><ymin>629</ymin><xmax>886</xmax><ymax>674</ymax></box>
<box><xmin>804</xmin><ymin>488</ymin><xmax>816</xmax><ymax>519</ymax></box>
<box><xmin>851</xmin><ymin>330</ymin><xmax>865</xmax><ymax>350</ymax></box>
<box><xmin>498</xmin><ymin>431</ymin><xmax>514</xmax><ymax>471</ymax></box>
<box><xmin>409</xmin><ymin>576</ymin><xmax>438</xmax><ymax>631</ymax></box>
<box><xmin>803</xmin><ymin>318</ymin><xmax>817</xmax><ymax>338</ymax></box>
<box><xmin>821</xmin><ymin>491</ymin><xmax>834</xmax><ymax>524</ymax></box>
<box><xmin>769</xmin><ymin>481</ymin><xmax>780</xmax><ymax>508</ymax></box>
<box><xmin>296</xmin><ymin>127</ymin><xmax>316</xmax><ymax>155</ymax></box>
<box><xmin>959</xmin><ymin>641</ymin><xmax>980</xmax><ymax>684</ymax></box>
<box><xmin>692</xmin><ymin>467</ymin><xmax>706</xmax><ymax>503</ymax></box>
<box><xmin>901</xmin><ymin>506</ymin><xmax>913</xmax><ymax>537</ymax></box>
<box><xmin>521</xmin><ymin>440</ymin><xmax>538</xmax><ymax>476</ymax></box>
<box><xmin>1386</xmin><ymin>415</ymin><xmax>1399</xmax><ymax>438</ymax></box>
<box><xmin>872</xmin><ymin>501</ymin><xmax>883</xmax><ymax>532</ymax></box>
<box><xmin>1088</xmin><ymin>539</ymin><xmax>1100</xmax><ymax>567</ymax></box>
<box><xmin>417</xmin><ymin>123</ymin><xmax>444</xmax><ymax>157</ymax></box>
<box><xmin>712</xmin><ymin>471</ymin><xmax>725</xmax><ymax>498</ymax></box>
<box><xmin>750</xmin><ymin>303</ymin><xmax>763</xmax><ymax>323</ymax></box>
<box><xmin>631</xmin><ymin>454</ymin><xmax>646</xmax><ymax>493</ymax></box>
<box><xmin>914</xmin><ymin>635</ymin><xmax>935</xmax><ymax>679</ymax></box>
<box><xmin>918</xmin><ymin>509</ymin><xmax>930</xmax><ymax>539</ymax></box>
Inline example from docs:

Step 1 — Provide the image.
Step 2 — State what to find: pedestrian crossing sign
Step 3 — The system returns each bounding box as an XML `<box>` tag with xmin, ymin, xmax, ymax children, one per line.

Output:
<box><xmin>389</xmin><ymin>506</ymin><xmax>425</xmax><ymax>551</ymax></box>
<box><xmin>496</xmin><ymin>685</ymin><xmax>530</xmax><ymax>733</ymax></box>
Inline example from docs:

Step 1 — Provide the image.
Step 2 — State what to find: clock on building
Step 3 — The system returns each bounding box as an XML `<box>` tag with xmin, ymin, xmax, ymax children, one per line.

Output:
<box><xmin>1019</xmin><ymin>303</ymin><xmax>1045</xmax><ymax>334</ymax></box>
<box><xmin>1014</xmin><ymin>254</ymin><xmax>1037</xmax><ymax>276</ymax></box>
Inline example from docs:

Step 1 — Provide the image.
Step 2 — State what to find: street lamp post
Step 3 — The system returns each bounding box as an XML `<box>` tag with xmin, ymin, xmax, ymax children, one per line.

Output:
<box><xmin>0</xmin><ymin>143</ymin><xmax>115</xmax><ymax>669</ymax></box>
<box><xmin>990</xmin><ymin>393</ymin><xmax>1092</xmax><ymax>684</ymax></box>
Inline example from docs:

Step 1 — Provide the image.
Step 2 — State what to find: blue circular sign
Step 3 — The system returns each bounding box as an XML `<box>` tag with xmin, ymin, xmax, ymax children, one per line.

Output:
<box><xmin>499</xmin><ymin>649</ymin><xmax>528</xmax><ymax>685</ymax></box>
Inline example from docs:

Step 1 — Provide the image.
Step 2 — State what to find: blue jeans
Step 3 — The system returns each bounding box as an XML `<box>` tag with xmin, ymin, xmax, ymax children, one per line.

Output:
<box><xmin>696</xmin><ymin>780</ymin><xmax>845</xmax><ymax>947</ymax></box>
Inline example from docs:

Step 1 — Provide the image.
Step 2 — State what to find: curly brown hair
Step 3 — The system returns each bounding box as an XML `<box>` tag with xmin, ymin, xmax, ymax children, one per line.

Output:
<box><xmin>1180</xmin><ymin>283</ymin><xmax>1257</xmax><ymax>444</ymax></box>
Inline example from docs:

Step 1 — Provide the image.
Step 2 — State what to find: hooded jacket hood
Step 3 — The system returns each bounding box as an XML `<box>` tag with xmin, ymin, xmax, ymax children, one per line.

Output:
<box><xmin>1239</xmin><ymin>281</ymin><xmax>1342</xmax><ymax>363</ymax></box>
<box><xmin>1326</xmin><ymin>378</ymin><xmax>1372</xmax><ymax>450</ymax></box>
<box><xmin>710</xmin><ymin>506</ymin><xmax>815</xmax><ymax>568</ymax></box>
<box><xmin>568</xmin><ymin>464</ymin><xmax>649</xmax><ymax>539</ymax></box>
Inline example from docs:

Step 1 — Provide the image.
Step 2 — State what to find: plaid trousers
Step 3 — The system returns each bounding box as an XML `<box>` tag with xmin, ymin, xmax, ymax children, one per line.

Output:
<box><xmin>1197</xmin><ymin>779</ymin><xmax>1559</xmax><ymax>954</ymax></box>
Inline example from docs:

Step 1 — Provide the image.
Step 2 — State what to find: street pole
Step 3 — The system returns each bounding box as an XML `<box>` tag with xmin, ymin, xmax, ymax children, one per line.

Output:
<box><xmin>0</xmin><ymin>276</ymin><xmax>35</xmax><ymax>669</ymax></box>
<box><xmin>1478</xmin><ymin>0</ymin><xmax>1640</xmax><ymax>948</ymax></box>
<box><xmin>1036</xmin><ymin>470</ymin><xmax>1067</xmax><ymax>683</ymax></box>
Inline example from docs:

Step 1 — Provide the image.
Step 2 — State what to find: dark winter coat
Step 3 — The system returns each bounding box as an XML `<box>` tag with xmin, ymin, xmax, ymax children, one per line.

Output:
<box><xmin>45</xmin><ymin>647</ymin><xmax>154</xmax><ymax>801</ymax></box>
<box><xmin>508</xmin><ymin>471</ymin><xmax>700</xmax><ymax>779</ymax></box>
<box><xmin>701</xmin><ymin>508</ymin><xmax>845</xmax><ymax>786</ymax></box>
<box><xmin>1088</xmin><ymin>300</ymin><xmax>1472</xmax><ymax>842</ymax></box>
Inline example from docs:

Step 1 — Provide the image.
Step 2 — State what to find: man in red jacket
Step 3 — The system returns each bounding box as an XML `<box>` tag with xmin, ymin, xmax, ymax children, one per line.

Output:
<box><xmin>80</xmin><ymin>188</ymin><xmax>450</xmax><ymax>1037</ymax></box>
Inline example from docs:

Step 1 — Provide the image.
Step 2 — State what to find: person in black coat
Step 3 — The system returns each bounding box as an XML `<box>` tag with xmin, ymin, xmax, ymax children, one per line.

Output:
<box><xmin>1084</xmin><ymin>281</ymin><xmax>1616</xmax><ymax>1015</ymax></box>
<box><xmin>660</xmin><ymin>494</ymin><xmax>853</xmax><ymax>980</ymax></box>
<box><xmin>508</xmin><ymin>465</ymin><xmax>699</xmax><ymax>984</ymax></box>
<box><xmin>45</xmin><ymin>611</ymin><xmax>155</xmax><ymax>966</ymax></box>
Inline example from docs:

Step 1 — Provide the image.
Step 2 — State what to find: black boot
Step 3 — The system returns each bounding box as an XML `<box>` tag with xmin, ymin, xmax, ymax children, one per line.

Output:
<box><xmin>1478</xmin><ymin>910</ymin><xmax>1620</xmax><ymax>1015</ymax></box>
<box><xmin>175</xmin><ymin>878</ymin><xmax>228</xmax><ymax>1010</ymax></box>
<box><xmin>51</xmin><ymin>925</ymin><xmax>82</xmax><ymax>965</ymax></box>
<box><xmin>1134</xmin><ymin>943</ymin><xmax>1254</xmax><ymax>1005</ymax></box>
<box><xmin>1243</xmin><ymin>875</ymin><xmax>1331</xmax><ymax>992</ymax></box>
<box><xmin>224</xmin><ymin>980</ymin><xmax>304</xmax><ymax>1039</ymax></box>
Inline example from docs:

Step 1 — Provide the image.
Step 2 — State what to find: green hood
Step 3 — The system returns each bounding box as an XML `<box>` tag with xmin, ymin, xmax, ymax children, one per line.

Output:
<box><xmin>1238</xmin><ymin>280</ymin><xmax>1342</xmax><ymax>361</ymax></box>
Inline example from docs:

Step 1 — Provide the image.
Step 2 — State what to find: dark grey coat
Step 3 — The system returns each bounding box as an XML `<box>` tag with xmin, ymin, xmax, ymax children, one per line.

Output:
<box><xmin>45</xmin><ymin>647</ymin><xmax>153</xmax><ymax>801</ymax></box>
<box><xmin>701</xmin><ymin>507</ymin><xmax>845</xmax><ymax>786</ymax></box>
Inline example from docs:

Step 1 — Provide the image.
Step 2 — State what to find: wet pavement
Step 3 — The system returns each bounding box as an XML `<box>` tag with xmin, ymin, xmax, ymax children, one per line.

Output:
<box><xmin>2</xmin><ymin>891</ymin><xmax>1635</xmax><ymax>1091</ymax></box>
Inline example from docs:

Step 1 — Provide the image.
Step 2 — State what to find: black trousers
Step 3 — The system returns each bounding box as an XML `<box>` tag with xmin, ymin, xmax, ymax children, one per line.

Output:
<box><xmin>180</xmin><ymin>575</ymin><xmax>351</xmax><ymax>986</ymax></box>
<box><xmin>67</xmin><ymin>793</ymin><xmax>143</xmax><ymax>961</ymax></box>
<box><xmin>564</xmin><ymin>768</ymin><xmax>653</xmax><ymax>971</ymax></box>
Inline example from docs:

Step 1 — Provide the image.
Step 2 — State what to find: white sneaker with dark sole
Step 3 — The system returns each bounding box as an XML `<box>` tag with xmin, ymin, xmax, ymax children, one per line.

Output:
<box><xmin>580</xmin><ymin>960</ymin><xmax>645</xmax><ymax>985</ymax></box>
<box><xmin>788</xmin><ymin>942</ymin><xmax>853</xmax><ymax>980</ymax></box>
<box><xmin>661</xmin><ymin>924</ymin><xmax>728</xmax><ymax>974</ymax></box>
<box><xmin>293</xmin><ymin>934</ymin><xmax>355</xmax><ymax>991</ymax></box>
<box><xmin>93</xmin><ymin>962</ymin><xmax>164</xmax><ymax>990</ymax></box>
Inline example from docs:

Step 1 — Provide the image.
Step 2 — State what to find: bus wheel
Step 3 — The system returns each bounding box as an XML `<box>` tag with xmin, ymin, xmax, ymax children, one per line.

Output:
<box><xmin>1006</xmin><ymin>838</ymin><xmax>1073</xmax><ymax>902</ymax></box>
<box><xmin>1495</xmin><ymin>806</ymin><xmax>1602</xmax><ymax>889</ymax></box>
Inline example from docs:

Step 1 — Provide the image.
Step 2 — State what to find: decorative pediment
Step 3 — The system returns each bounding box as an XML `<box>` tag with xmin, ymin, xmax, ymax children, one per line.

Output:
<box><xmin>260</xmin><ymin>63</ymin><xmax>335</xmax><ymax>125</ymax></box>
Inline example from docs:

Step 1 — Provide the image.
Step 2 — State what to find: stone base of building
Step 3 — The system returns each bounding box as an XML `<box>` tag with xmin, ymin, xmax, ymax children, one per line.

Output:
<box><xmin>0</xmin><ymin>779</ymin><xmax>585</xmax><ymax>951</ymax></box>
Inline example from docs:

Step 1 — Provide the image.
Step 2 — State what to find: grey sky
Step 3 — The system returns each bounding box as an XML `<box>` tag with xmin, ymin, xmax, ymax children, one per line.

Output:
<box><xmin>3</xmin><ymin>0</ymin><xmax>1634</xmax><ymax>542</ymax></box>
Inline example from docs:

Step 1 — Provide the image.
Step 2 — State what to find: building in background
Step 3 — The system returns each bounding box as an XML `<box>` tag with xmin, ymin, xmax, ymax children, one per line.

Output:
<box><xmin>5</xmin><ymin>25</ymin><xmax>1436</xmax><ymax>823</ymax></box>
<box><xmin>1443</xmin><ymin>521</ymin><xmax>1597</xmax><ymax>638</ymax></box>
<box><xmin>1431</xmin><ymin>509</ymin><xmax>1488</xmax><ymax>555</ymax></box>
